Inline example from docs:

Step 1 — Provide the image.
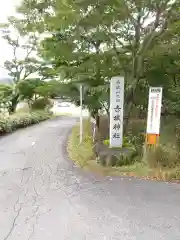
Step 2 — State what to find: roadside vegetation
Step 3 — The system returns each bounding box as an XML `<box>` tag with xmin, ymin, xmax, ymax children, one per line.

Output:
<box><xmin>0</xmin><ymin>1</ymin><xmax>180</xmax><ymax>181</ymax></box>
<box><xmin>68</xmin><ymin>120</ymin><xmax>94</xmax><ymax>168</ymax></box>
<box><xmin>68</xmin><ymin>119</ymin><xmax>180</xmax><ymax>181</ymax></box>
<box><xmin>0</xmin><ymin>110</ymin><xmax>52</xmax><ymax>135</ymax></box>
<box><xmin>0</xmin><ymin>97</ymin><xmax>53</xmax><ymax>135</ymax></box>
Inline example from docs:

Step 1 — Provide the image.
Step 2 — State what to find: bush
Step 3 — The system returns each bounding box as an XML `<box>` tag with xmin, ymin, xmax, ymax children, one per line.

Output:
<box><xmin>99</xmin><ymin>139</ymin><xmax>137</xmax><ymax>167</ymax></box>
<box><xmin>145</xmin><ymin>144</ymin><xmax>178</xmax><ymax>168</ymax></box>
<box><xmin>0</xmin><ymin>111</ymin><xmax>52</xmax><ymax>135</ymax></box>
<box><xmin>31</xmin><ymin>98</ymin><xmax>53</xmax><ymax>110</ymax></box>
<box><xmin>114</xmin><ymin>151</ymin><xmax>137</xmax><ymax>167</ymax></box>
<box><xmin>103</xmin><ymin>137</ymin><xmax>135</xmax><ymax>149</ymax></box>
<box><xmin>102</xmin><ymin>120</ymin><xmax>145</xmax><ymax>157</ymax></box>
<box><xmin>169</xmin><ymin>168</ymin><xmax>180</xmax><ymax>180</ymax></box>
<box><xmin>175</xmin><ymin>124</ymin><xmax>180</xmax><ymax>152</ymax></box>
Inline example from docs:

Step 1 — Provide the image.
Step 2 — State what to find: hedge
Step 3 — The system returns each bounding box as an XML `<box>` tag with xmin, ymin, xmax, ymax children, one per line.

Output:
<box><xmin>0</xmin><ymin>111</ymin><xmax>52</xmax><ymax>135</ymax></box>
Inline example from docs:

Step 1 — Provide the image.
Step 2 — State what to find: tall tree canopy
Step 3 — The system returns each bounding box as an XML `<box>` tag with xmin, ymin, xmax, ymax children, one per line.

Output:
<box><xmin>0</xmin><ymin>15</ymin><xmax>45</xmax><ymax>112</ymax></box>
<box><xmin>2</xmin><ymin>0</ymin><xmax>180</xmax><ymax>119</ymax></box>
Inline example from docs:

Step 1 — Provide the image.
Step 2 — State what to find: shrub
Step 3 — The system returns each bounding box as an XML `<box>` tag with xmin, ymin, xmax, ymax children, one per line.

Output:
<box><xmin>145</xmin><ymin>144</ymin><xmax>178</xmax><ymax>168</ymax></box>
<box><xmin>0</xmin><ymin>111</ymin><xmax>52</xmax><ymax>135</ymax></box>
<box><xmin>100</xmin><ymin>138</ymin><xmax>137</xmax><ymax>167</ymax></box>
<box><xmin>103</xmin><ymin>133</ymin><xmax>144</xmax><ymax>157</ymax></box>
<box><xmin>116</xmin><ymin>151</ymin><xmax>137</xmax><ymax>166</ymax></box>
<box><xmin>103</xmin><ymin>137</ymin><xmax>135</xmax><ymax>149</ymax></box>
<box><xmin>96</xmin><ymin>147</ymin><xmax>137</xmax><ymax>167</ymax></box>
<box><xmin>126</xmin><ymin>120</ymin><xmax>146</xmax><ymax>156</ymax></box>
<box><xmin>125</xmin><ymin>132</ymin><xmax>145</xmax><ymax>157</ymax></box>
<box><xmin>175</xmin><ymin>124</ymin><xmax>180</xmax><ymax>152</ymax></box>
<box><xmin>31</xmin><ymin>98</ymin><xmax>53</xmax><ymax>110</ymax></box>
<box><xmin>169</xmin><ymin>168</ymin><xmax>180</xmax><ymax>180</ymax></box>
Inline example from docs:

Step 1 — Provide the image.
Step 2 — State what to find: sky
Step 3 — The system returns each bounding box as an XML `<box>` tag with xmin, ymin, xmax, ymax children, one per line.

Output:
<box><xmin>0</xmin><ymin>0</ymin><xmax>21</xmax><ymax>77</ymax></box>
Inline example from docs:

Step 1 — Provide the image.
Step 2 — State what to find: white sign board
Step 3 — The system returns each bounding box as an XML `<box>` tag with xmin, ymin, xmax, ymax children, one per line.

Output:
<box><xmin>147</xmin><ymin>87</ymin><xmax>163</xmax><ymax>135</ymax></box>
<box><xmin>110</xmin><ymin>76</ymin><xmax>124</xmax><ymax>148</ymax></box>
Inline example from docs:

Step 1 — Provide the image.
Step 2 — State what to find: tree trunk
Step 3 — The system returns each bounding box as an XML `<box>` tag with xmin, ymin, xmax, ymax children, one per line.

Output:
<box><xmin>27</xmin><ymin>100</ymin><xmax>33</xmax><ymax>110</ymax></box>
<box><xmin>95</xmin><ymin>113</ymin><xmax>100</xmax><ymax>129</ymax></box>
<box><xmin>123</xmin><ymin>102</ymin><xmax>133</xmax><ymax>135</ymax></box>
<box><xmin>8</xmin><ymin>95</ymin><xmax>19</xmax><ymax>114</ymax></box>
<box><xmin>124</xmin><ymin>53</ymin><xmax>143</xmax><ymax>134</ymax></box>
<box><xmin>91</xmin><ymin>109</ymin><xmax>101</xmax><ymax>142</ymax></box>
<box><xmin>9</xmin><ymin>103</ymin><xmax>17</xmax><ymax>114</ymax></box>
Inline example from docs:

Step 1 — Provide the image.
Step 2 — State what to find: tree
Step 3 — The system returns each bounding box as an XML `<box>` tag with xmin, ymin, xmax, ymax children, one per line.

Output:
<box><xmin>0</xmin><ymin>16</ymin><xmax>43</xmax><ymax>112</ymax></box>
<box><xmin>34</xmin><ymin>80</ymin><xmax>62</xmax><ymax>99</ymax></box>
<box><xmin>14</xmin><ymin>0</ymin><xmax>180</xmax><ymax>128</ymax></box>
<box><xmin>0</xmin><ymin>84</ymin><xmax>14</xmax><ymax>112</ymax></box>
<box><xmin>17</xmin><ymin>78</ymin><xmax>45</xmax><ymax>106</ymax></box>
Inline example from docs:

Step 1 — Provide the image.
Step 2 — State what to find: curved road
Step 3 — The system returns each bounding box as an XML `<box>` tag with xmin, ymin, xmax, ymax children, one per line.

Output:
<box><xmin>0</xmin><ymin>117</ymin><xmax>180</xmax><ymax>240</ymax></box>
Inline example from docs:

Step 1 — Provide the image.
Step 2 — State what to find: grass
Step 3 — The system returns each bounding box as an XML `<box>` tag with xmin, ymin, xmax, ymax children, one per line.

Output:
<box><xmin>67</xmin><ymin>120</ymin><xmax>94</xmax><ymax>168</ymax></box>
<box><xmin>160</xmin><ymin>116</ymin><xmax>180</xmax><ymax>145</ymax></box>
<box><xmin>68</xmin><ymin>119</ymin><xmax>180</xmax><ymax>181</ymax></box>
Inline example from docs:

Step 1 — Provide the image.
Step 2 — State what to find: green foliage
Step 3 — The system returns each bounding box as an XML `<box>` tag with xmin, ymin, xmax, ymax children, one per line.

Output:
<box><xmin>169</xmin><ymin>168</ymin><xmax>180</xmax><ymax>180</ymax></box>
<box><xmin>125</xmin><ymin>133</ymin><xmax>145</xmax><ymax>156</ymax></box>
<box><xmin>0</xmin><ymin>84</ymin><xmax>13</xmax><ymax>99</ymax></box>
<box><xmin>175</xmin><ymin>124</ymin><xmax>180</xmax><ymax>152</ymax></box>
<box><xmin>0</xmin><ymin>111</ymin><xmax>51</xmax><ymax>135</ymax></box>
<box><xmin>17</xmin><ymin>78</ymin><xmax>44</xmax><ymax>101</ymax></box>
<box><xmin>125</xmin><ymin>120</ymin><xmax>146</xmax><ymax>155</ymax></box>
<box><xmin>0</xmin><ymin>28</ymin><xmax>41</xmax><ymax>83</ymax></box>
<box><xmin>101</xmin><ymin>137</ymin><xmax>137</xmax><ymax>167</ymax></box>
<box><xmin>103</xmin><ymin>139</ymin><xmax>109</xmax><ymax>146</ymax></box>
<box><xmin>0</xmin><ymin>79</ymin><xmax>60</xmax><ymax>113</ymax></box>
<box><xmin>3</xmin><ymin>0</ymin><xmax>180</xmax><ymax>119</ymax></box>
<box><xmin>103</xmin><ymin>130</ymin><xmax>144</xmax><ymax>155</ymax></box>
<box><xmin>31</xmin><ymin>98</ymin><xmax>53</xmax><ymax>110</ymax></box>
<box><xmin>0</xmin><ymin>84</ymin><xmax>14</xmax><ymax>106</ymax></box>
<box><xmin>115</xmin><ymin>153</ymin><xmax>137</xmax><ymax>167</ymax></box>
<box><xmin>0</xmin><ymin>84</ymin><xmax>20</xmax><ymax>114</ymax></box>
<box><xmin>103</xmin><ymin>137</ymin><xmax>135</xmax><ymax>149</ymax></box>
<box><xmin>24</xmin><ymin>0</ymin><xmax>179</xmax><ymax>119</ymax></box>
<box><xmin>68</xmin><ymin>119</ymin><xmax>180</xmax><ymax>180</ymax></box>
<box><xmin>68</xmin><ymin>119</ymin><xmax>94</xmax><ymax>168</ymax></box>
<box><xmin>35</xmin><ymin>80</ymin><xmax>63</xmax><ymax>98</ymax></box>
<box><xmin>0</xmin><ymin>16</ymin><xmax>44</xmax><ymax>113</ymax></box>
<box><xmin>145</xmin><ymin>145</ymin><xmax>179</xmax><ymax>169</ymax></box>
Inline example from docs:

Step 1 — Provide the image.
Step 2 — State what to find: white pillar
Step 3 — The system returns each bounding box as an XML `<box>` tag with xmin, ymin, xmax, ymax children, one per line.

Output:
<box><xmin>80</xmin><ymin>84</ymin><xmax>83</xmax><ymax>143</ymax></box>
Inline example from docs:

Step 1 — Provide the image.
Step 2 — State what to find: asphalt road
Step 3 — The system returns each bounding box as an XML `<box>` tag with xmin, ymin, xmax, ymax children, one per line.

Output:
<box><xmin>0</xmin><ymin>117</ymin><xmax>180</xmax><ymax>240</ymax></box>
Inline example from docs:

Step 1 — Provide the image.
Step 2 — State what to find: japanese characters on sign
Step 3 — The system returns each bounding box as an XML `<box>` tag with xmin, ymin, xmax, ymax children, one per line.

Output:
<box><xmin>110</xmin><ymin>76</ymin><xmax>124</xmax><ymax>148</ymax></box>
<box><xmin>147</xmin><ymin>87</ymin><xmax>163</xmax><ymax>135</ymax></box>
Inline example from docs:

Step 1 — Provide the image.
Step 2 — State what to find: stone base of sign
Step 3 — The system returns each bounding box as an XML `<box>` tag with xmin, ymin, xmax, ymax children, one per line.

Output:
<box><xmin>94</xmin><ymin>142</ymin><xmax>136</xmax><ymax>167</ymax></box>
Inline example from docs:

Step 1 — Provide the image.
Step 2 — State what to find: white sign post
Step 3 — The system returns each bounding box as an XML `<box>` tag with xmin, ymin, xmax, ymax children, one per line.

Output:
<box><xmin>80</xmin><ymin>84</ymin><xmax>83</xmax><ymax>144</ymax></box>
<box><xmin>110</xmin><ymin>76</ymin><xmax>124</xmax><ymax>148</ymax></box>
<box><xmin>74</xmin><ymin>83</ymin><xmax>89</xmax><ymax>144</ymax></box>
<box><xmin>147</xmin><ymin>87</ymin><xmax>163</xmax><ymax>135</ymax></box>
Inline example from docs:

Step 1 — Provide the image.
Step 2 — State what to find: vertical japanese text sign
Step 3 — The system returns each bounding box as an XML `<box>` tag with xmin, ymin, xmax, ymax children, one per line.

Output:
<box><xmin>147</xmin><ymin>87</ymin><xmax>163</xmax><ymax>135</ymax></box>
<box><xmin>110</xmin><ymin>76</ymin><xmax>124</xmax><ymax>148</ymax></box>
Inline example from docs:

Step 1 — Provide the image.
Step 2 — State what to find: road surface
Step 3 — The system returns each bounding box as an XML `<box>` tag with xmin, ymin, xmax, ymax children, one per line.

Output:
<box><xmin>0</xmin><ymin>117</ymin><xmax>180</xmax><ymax>240</ymax></box>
